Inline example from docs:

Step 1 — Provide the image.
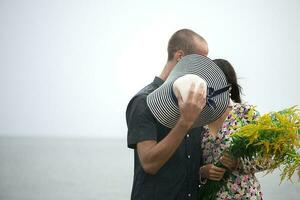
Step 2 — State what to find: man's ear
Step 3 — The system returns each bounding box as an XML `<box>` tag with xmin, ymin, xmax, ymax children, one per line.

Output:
<box><xmin>174</xmin><ymin>50</ymin><xmax>185</xmax><ymax>62</ymax></box>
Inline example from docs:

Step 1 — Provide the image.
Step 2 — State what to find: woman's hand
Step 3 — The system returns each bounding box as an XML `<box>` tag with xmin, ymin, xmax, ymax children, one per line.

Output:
<box><xmin>220</xmin><ymin>153</ymin><xmax>238</xmax><ymax>171</ymax></box>
<box><xmin>199</xmin><ymin>164</ymin><xmax>226</xmax><ymax>181</ymax></box>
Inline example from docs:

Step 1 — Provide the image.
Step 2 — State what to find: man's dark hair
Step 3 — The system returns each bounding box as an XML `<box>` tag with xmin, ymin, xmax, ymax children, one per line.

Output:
<box><xmin>167</xmin><ymin>29</ymin><xmax>206</xmax><ymax>61</ymax></box>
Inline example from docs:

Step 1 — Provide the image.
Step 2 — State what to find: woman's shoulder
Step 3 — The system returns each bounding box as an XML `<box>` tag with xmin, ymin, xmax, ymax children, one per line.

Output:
<box><xmin>233</xmin><ymin>102</ymin><xmax>260</xmax><ymax>121</ymax></box>
<box><xmin>234</xmin><ymin>102</ymin><xmax>256</xmax><ymax>111</ymax></box>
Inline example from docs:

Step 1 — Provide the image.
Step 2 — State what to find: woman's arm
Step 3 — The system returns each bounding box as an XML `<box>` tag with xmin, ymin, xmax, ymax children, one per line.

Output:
<box><xmin>236</xmin><ymin>157</ymin><xmax>272</xmax><ymax>174</ymax></box>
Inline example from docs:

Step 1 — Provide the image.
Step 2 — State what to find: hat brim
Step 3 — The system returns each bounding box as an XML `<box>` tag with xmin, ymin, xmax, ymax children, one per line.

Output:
<box><xmin>147</xmin><ymin>54</ymin><xmax>230</xmax><ymax>128</ymax></box>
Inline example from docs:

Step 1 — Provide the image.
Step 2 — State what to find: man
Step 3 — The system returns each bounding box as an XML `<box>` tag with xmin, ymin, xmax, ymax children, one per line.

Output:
<box><xmin>126</xmin><ymin>29</ymin><xmax>208</xmax><ymax>200</ymax></box>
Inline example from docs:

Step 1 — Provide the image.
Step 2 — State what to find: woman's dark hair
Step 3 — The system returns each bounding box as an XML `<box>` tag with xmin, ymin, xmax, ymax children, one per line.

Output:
<box><xmin>213</xmin><ymin>59</ymin><xmax>242</xmax><ymax>103</ymax></box>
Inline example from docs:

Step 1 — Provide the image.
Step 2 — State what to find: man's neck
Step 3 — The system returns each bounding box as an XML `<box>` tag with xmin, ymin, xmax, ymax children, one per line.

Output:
<box><xmin>159</xmin><ymin>60</ymin><xmax>176</xmax><ymax>81</ymax></box>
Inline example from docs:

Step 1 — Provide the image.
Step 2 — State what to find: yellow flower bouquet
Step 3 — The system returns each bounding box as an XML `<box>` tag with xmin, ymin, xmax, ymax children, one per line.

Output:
<box><xmin>198</xmin><ymin>106</ymin><xmax>300</xmax><ymax>200</ymax></box>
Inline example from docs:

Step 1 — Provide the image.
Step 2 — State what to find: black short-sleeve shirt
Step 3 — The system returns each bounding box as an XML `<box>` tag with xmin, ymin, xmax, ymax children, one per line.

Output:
<box><xmin>126</xmin><ymin>77</ymin><xmax>203</xmax><ymax>200</ymax></box>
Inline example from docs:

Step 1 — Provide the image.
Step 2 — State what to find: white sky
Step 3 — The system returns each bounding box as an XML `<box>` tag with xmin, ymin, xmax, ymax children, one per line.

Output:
<box><xmin>0</xmin><ymin>0</ymin><xmax>299</xmax><ymax>138</ymax></box>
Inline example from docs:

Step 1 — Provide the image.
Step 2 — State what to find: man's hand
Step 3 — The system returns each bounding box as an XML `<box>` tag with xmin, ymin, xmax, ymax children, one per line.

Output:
<box><xmin>176</xmin><ymin>82</ymin><xmax>207</xmax><ymax>128</ymax></box>
<box><xmin>137</xmin><ymin>79</ymin><xmax>207</xmax><ymax>175</ymax></box>
<box><xmin>199</xmin><ymin>164</ymin><xmax>226</xmax><ymax>181</ymax></box>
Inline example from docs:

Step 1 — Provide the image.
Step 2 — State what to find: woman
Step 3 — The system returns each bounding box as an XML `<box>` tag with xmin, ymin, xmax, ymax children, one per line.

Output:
<box><xmin>199</xmin><ymin>59</ymin><xmax>267</xmax><ymax>200</ymax></box>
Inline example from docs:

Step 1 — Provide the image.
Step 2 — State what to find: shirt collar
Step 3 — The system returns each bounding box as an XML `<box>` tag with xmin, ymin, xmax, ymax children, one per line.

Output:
<box><xmin>152</xmin><ymin>76</ymin><xmax>164</xmax><ymax>87</ymax></box>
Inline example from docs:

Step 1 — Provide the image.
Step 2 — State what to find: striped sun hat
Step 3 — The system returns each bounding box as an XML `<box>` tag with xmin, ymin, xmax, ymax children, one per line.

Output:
<box><xmin>146</xmin><ymin>54</ymin><xmax>230</xmax><ymax>128</ymax></box>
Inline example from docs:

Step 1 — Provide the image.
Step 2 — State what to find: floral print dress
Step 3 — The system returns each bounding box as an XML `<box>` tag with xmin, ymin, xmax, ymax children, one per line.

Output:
<box><xmin>201</xmin><ymin>103</ymin><xmax>266</xmax><ymax>200</ymax></box>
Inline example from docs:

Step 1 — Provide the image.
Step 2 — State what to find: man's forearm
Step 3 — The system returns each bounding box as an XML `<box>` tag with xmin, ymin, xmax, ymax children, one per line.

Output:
<box><xmin>138</xmin><ymin>81</ymin><xmax>206</xmax><ymax>175</ymax></box>
<box><xmin>138</xmin><ymin>118</ymin><xmax>192</xmax><ymax>175</ymax></box>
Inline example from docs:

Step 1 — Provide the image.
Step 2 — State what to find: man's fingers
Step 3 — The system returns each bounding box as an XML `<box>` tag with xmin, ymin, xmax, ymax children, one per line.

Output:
<box><xmin>195</xmin><ymin>83</ymin><xmax>207</xmax><ymax>109</ymax></box>
<box><xmin>176</xmin><ymin>90</ymin><xmax>184</xmax><ymax>106</ymax></box>
<box><xmin>195</xmin><ymin>83</ymin><xmax>206</xmax><ymax>100</ymax></box>
<box><xmin>186</xmin><ymin>82</ymin><xmax>196</xmax><ymax>101</ymax></box>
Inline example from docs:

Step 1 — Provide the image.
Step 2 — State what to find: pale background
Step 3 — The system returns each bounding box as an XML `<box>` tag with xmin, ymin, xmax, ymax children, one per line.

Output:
<box><xmin>0</xmin><ymin>0</ymin><xmax>299</xmax><ymax>199</ymax></box>
<box><xmin>1</xmin><ymin>0</ymin><xmax>299</xmax><ymax>138</ymax></box>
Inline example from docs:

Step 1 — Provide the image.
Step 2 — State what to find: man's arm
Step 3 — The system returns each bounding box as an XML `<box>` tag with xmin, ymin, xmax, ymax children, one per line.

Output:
<box><xmin>137</xmin><ymin>83</ymin><xmax>206</xmax><ymax>175</ymax></box>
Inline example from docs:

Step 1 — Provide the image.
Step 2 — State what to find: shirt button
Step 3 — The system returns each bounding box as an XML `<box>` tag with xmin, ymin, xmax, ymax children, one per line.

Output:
<box><xmin>186</xmin><ymin>134</ymin><xmax>190</xmax><ymax>138</ymax></box>
<box><xmin>187</xmin><ymin>155</ymin><xmax>191</xmax><ymax>159</ymax></box>
<box><xmin>188</xmin><ymin>193</ymin><xmax>191</xmax><ymax>197</ymax></box>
